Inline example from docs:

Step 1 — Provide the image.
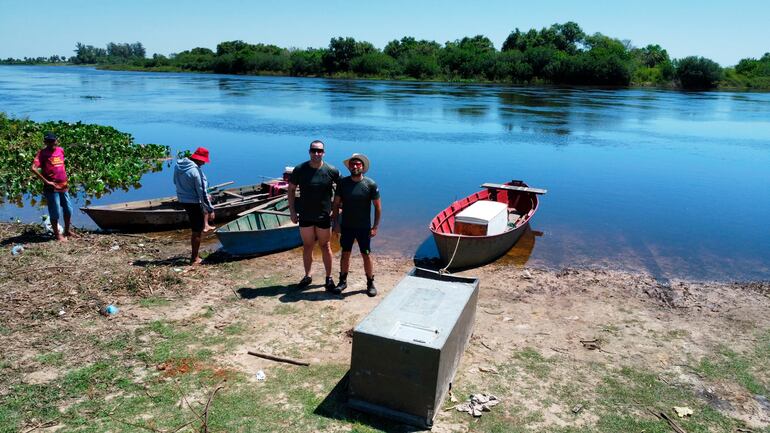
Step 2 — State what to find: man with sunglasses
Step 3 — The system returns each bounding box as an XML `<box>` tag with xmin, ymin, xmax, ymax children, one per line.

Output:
<box><xmin>288</xmin><ymin>140</ymin><xmax>341</xmax><ymax>290</ymax></box>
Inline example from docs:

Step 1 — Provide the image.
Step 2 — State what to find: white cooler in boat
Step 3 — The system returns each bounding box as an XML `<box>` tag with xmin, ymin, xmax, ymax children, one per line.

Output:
<box><xmin>454</xmin><ymin>200</ymin><xmax>508</xmax><ymax>236</ymax></box>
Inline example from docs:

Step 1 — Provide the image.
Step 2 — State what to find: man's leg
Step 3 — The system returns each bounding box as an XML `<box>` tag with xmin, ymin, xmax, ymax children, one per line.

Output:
<box><xmin>358</xmin><ymin>230</ymin><xmax>376</xmax><ymax>297</ymax></box>
<box><xmin>191</xmin><ymin>230</ymin><xmax>202</xmax><ymax>265</ymax></box>
<box><xmin>60</xmin><ymin>191</ymin><xmax>75</xmax><ymax>236</ymax></box>
<box><xmin>315</xmin><ymin>226</ymin><xmax>333</xmax><ymax>278</ymax></box>
<box><xmin>299</xmin><ymin>226</ymin><xmax>317</xmax><ymax>277</ymax></box>
<box><xmin>45</xmin><ymin>190</ymin><xmax>64</xmax><ymax>241</ymax></box>
<box><xmin>362</xmin><ymin>253</ymin><xmax>373</xmax><ymax>278</ymax></box>
<box><xmin>340</xmin><ymin>251</ymin><xmax>352</xmax><ymax>275</ymax></box>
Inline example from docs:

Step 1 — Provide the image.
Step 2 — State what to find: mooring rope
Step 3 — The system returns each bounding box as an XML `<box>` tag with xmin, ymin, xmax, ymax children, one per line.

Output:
<box><xmin>439</xmin><ymin>235</ymin><xmax>462</xmax><ymax>275</ymax></box>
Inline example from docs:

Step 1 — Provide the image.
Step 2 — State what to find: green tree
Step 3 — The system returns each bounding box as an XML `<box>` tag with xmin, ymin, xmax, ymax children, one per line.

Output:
<box><xmin>675</xmin><ymin>56</ymin><xmax>723</xmax><ymax>89</ymax></box>
<box><xmin>322</xmin><ymin>37</ymin><xmax>375</xmax><ymax>73</ymax></box>
<box><xmin>289</xmin><ymin>48</ymin><xmax>325</xmax><ymax>76</ymax></box>
<box><xmin>439</xmin><ymin>35</ymin><xmax>496</xmax><ymax>79</ymax></box>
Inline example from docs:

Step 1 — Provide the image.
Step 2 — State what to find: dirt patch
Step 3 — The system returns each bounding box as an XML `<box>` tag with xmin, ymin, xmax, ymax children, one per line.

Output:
<box><xmin>2</xmin><ymin>222</ymin><xmax>769</xmax><ymax>431</ymax></box>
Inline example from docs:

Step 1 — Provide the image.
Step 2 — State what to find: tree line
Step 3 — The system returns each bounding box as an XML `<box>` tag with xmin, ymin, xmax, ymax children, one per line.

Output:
<box><xmin>2</xmin><ymin>23</ymin><xmax>769</xmax><ymax>90</ymax></box>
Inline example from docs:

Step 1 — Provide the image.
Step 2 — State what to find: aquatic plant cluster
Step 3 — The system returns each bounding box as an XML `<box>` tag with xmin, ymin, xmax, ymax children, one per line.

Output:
<box><xmin>0</xmin><ymin>113</ymin><xmax>169</xmax><ymax>204</ymax></box>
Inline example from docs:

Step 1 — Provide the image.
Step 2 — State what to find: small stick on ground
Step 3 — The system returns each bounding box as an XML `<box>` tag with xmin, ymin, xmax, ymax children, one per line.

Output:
<box><xmin>248</xmin><ymin>350</ymin><xmax>310</xmax><ymax>366</ymax></box>
<box><xmin>201</xmin><ymin>381</ymin><xmax>226</xmax><ymax>433</ymax></box>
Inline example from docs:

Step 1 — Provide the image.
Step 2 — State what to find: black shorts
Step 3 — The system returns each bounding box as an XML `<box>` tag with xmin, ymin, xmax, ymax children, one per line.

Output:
<box><xmin>182</xmin><ymin>203</ymin><xmax>205</xmax><ymax>232</ymax></box>
<box><xmin>340</xmin><ymin>227</ymin><xmax>372</xmax><ymax>254</ymax></box>
<box><xmin>299</xmin><ymin>215</ymin><xmax>331</xmax><ymax>229</ymax></box>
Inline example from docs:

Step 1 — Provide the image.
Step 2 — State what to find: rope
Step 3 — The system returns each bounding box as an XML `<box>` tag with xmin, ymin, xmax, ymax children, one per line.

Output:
<box><xmin>439</xmin><ymin>235</ymin><xmax>462</xmax><ymax>275</ymax></box>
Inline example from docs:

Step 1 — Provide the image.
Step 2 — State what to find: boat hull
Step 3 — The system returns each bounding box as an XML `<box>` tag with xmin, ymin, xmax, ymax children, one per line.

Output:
<box><xmin>215</xmin><ymin>197</ymin><xmax>301</xmax><ymax>256</ymax></box>
<box><xmin>217</xmin><ymin>226</ymin><xmax>301</xmax><ymax>256</ymax></box>
<box><xmin>432</xmin><ymin>222</ymin><xmax>530</xmax><ymax>270</ymax></box>
<box><xmin>81</xmin><ymin>183</ymin><xmax>283</xmax><ymax>232</ymax></box>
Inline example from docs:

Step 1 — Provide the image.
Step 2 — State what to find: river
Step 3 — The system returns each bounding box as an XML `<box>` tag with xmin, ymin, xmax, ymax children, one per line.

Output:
<box><xmin>1</xmin><ymin>65</ymin><xmax>769</xmax><ymax>280</ymax></box>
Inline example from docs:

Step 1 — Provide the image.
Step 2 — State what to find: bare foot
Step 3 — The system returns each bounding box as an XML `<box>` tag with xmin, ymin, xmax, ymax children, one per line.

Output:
<box><xmin>64</xmin><ymin>230</ymin><xmax>79</xmax><ymax>238</ymax></box>
<box><xmin>55</xmin><ymin>234</ymin><xmax>67</xmax><ymax>241</ymax></box>
<box><xmin>191</xmin><ymin>257</ymin><xmax>204</xmax><ymax>266</ymax></box>
<box><xmin>203</xmin><ymin>225</ymin><xmax>214</xmax><ymax>233</ymax></box>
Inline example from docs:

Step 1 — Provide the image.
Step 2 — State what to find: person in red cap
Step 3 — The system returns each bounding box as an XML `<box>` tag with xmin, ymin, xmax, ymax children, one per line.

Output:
<box><xmin>174</xmin><ymin>147</ymin><xmax>214</xmax><ymax>265</ymax></box>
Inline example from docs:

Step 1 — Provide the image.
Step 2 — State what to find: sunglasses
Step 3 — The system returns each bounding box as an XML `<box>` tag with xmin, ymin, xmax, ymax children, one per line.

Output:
<box><xmin>309</xmin><ymin>149</ymin><xmax>325</xmax><ymax>154</ymax></box>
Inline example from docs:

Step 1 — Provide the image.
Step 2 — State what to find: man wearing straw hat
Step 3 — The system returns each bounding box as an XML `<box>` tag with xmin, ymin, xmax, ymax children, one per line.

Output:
<box><xmin>331</xmin><ymin>153</ymin><xmax>381</xmax><ymax>297</ymax></box>
<box><xmin>174</xmin><ymin>147</ymin><xmax>214</xmax><ymax>265</ymax></box>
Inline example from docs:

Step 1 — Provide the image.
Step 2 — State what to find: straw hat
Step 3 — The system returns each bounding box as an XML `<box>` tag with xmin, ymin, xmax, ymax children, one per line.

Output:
<box><xmin>343</xmin><ymin>153</ymin><xmax>370</xmax><ymax>174</ymax></box>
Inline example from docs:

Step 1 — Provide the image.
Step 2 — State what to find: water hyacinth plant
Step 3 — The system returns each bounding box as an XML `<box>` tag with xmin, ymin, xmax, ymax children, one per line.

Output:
<box><xmin>0</xmin><ymin>113</ymin><xmax>169</xmax><ymax>204</ymax></box>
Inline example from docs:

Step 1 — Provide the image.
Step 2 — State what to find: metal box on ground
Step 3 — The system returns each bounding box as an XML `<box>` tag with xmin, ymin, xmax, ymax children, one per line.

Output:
<box><xmin>348</xmin><ymin>267</ymin><xmax>479</xmax><ymax>429</ymax></box>
<box><xmin>454</xmin><ymin>200</ymin><xmax>508</xmax><ymax>236</ymax></box>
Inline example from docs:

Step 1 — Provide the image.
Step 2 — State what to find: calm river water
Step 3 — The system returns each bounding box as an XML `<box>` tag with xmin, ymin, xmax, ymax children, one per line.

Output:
<box><xmin>1</xmin><ymin>66</ymin><xmax>769</xmax><ymax>281</ymax></box>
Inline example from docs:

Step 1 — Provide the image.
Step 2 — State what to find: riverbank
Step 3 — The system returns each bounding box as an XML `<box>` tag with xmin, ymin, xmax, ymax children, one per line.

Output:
<box><xmin>94</xmin><ymin>63</ymin><xmax>770</xmax><ymax>92</ymax></box>
<box><xmin>2</xmin><ymin>222</ymin><xmax>768</xmax><ymax>432</ymax></box>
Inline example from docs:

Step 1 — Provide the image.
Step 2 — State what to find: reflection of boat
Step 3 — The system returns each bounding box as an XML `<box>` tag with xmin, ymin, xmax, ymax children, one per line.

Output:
<box><xmin>429</xmin><ymin>181</ymin><xmax>546</xmax><ymax>270</ymax></box>
<box><xmin>81</xmin><ymin>181</ymin><xmax>287</xmax><ymax>232</ymax></box>
<box><xmin>500</xmin><ymin>228</ymin><xmax>542</xmax><ymax>267</ymax></box>
<box><xmin>215</xmin><ymin>196</ymin><xmax>301</xmax><ymax>256</ymax></box>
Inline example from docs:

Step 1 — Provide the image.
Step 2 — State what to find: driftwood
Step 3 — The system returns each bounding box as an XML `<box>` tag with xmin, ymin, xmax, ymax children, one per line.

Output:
<box><xmin>647</xmin><ymin>408</ymin><xmax>688</xmax><ymax>433</ymax></box>
<box><xmin>247</xmin><ymin>350</ymin><xmax>310</xmax><ymax>366</ymax></box>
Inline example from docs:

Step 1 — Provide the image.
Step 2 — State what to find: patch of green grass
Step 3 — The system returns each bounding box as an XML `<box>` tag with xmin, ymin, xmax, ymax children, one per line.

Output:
<box><xmin>512</xmin><ymin>347</ymin><xmax>552</xmax><ymax>379</ymax></box>
<box><xmin>35</xmin><ymin>351</ymin><xmax>64</xmax><ymax>366</ymax></box>
<box><xmin>273</xmin><ymin>304</ymin><xmax>299</xmax><ymax>315</ymax></box>
<box><xmin>599</xmin><ymin>324</ymin><xmax>621</xmax><ymax>336</ymax></box>
<box><xmin>665</xmin><ymin>329</ymin><xmax>691</xmax><ymax>340</ymax></box>
<box><xmin>692</xmin><ymin>330</ymin><xmax>770</xmax><ymax>397</ymax></box>
<box><xmin>201</xmin><ymin>305</ymin><xmax>215</xmax><ymax>318</ymax></box>
<box><xmin>223</xmin><ymin>322</ymin><xmax>245</xmax><ymax>335</ymax></box>
<box><xmin>596</xmin><ymin>366</ymin><xmax>739</xmax><ymax>433</ymax></box>
<box><xmin>139</xmin><ymin>296</ymin><xmax>171</xmax><ymax>307</ymax></box>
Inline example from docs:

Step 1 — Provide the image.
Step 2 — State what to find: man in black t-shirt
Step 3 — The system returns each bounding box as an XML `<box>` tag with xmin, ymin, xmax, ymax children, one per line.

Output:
<box><xmin>288</xmin><ymin>140</ymin><xmax>341</xmax><ymax>290</ymax></box>
<box><xmin>331</xmin><ymin>153</ymin><xmax>382</xmax><ymax>297</ymax></box>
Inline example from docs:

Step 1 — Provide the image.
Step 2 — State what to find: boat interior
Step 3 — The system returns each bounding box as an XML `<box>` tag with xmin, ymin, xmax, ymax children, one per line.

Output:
<box><xmin>218</xmin><ymin>199</ymin><xmax>294</xmax><ymax>232</ymax></box>
<box><xmin>430</xmin><ymin>184</ymin><xmax>536</xmax><ymax>235</ymax></box>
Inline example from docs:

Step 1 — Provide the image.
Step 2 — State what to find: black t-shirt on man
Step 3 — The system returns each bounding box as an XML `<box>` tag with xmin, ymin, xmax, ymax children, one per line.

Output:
<box><xmin>289</xmin><ymin>161</ymin><xmax>340</xmax><ymax>221</ymax></box>
<box><xmin>335</xmin><ymin>176</ymin><xmax>380</xmax><ymax>229</ymax></box>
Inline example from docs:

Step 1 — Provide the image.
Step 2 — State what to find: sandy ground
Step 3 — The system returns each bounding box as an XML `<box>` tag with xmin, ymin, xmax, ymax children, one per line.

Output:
<box><xmin>1</xmin><ymin>222</ymin><xmax>769</xmax><ymax>431</ymax></box>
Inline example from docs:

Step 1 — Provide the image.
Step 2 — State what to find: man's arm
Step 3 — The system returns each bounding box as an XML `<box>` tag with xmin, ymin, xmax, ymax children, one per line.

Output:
<box><xmin>192</xmin><ymin>170</ymin><xmax>214</xmax><ymax>214</ymax></box>
<box><xmin>30</xmin><ymin>158</ymin><xmax>54</xmax><ymax>188</ymax></box>
<box><xmin>288</xmin><ymin>183</ymin><xmax>298</xmax><ymax>224</ymax></box>
<box><xmin>370</xmin><ymin>198</ymin><xmax>382</xmax><ymax>238</ymax></box>
<box><xmin>331</xmin><ymin>195</ymin><xmax>342</xmax><ymax>233</ymax></box>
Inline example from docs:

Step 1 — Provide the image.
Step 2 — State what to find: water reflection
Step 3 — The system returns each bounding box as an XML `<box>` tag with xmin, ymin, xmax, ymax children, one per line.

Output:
<box><xmin>1</xmin><ymin>66</ymin><xmax>769</xmax><ymax>280</ymax></box>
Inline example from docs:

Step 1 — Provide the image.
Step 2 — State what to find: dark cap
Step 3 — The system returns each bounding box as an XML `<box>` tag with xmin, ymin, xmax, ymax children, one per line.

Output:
<box><xmin>43</xmin><ymin>132</ymin><xmax>58</xmax><ymax>142</ymax></box>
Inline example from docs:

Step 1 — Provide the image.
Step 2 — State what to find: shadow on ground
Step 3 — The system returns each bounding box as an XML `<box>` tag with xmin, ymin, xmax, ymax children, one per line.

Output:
<box><xmin>0</xmin><ymin>226</ymin><xmax>54</xmax><ymax>246</ymax></box>
<box><xmin>132</xmin><ymin>256</ymin><xmax>190</xmax><ymax>267</ymax></box>
<box><xmin>314</xmin><ymin>371</ymin><xmax>422</xmax><ymax>433</ymax></box>
<box><xmin>235</xmin><ymin>284</ymin><xmax>367</xmax><ymax>303</ymax></box>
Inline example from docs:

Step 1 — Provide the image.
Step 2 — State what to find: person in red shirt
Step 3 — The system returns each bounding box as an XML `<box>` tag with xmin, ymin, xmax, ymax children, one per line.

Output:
<box><xmin>31</xmin><ymin>133</ymin><xmax>75</xmax><ymax>241</ymax></box>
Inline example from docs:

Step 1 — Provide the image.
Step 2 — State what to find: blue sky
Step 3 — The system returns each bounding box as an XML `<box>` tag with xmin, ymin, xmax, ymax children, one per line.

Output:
<box><xmin>1</xmin><ymin>0</ymin><xmax>768</xmax><ymax>66</ymax></box>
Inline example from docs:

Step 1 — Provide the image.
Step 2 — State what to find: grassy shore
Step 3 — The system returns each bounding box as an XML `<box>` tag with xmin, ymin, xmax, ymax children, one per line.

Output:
<box><xmin>1</xmin><ymin>222</ymin><xmax>769</xmax><ymax>432</ymax></box>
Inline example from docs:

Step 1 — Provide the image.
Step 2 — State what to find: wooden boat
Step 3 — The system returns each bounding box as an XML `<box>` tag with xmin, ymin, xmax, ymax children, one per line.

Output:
<box><xmin>429</xmin><ymin>180</ymin><xmax>546</xmax><ymax>270</ymax></box>
<box><xmin>215</xmin><ymin>195</ymin><xmax>301</xmax><ymax>256</ymax></box>
<box><xmin>81</xmin><ymin>181</ymin><xmax>288</xmax><ymax>231</ymax></box>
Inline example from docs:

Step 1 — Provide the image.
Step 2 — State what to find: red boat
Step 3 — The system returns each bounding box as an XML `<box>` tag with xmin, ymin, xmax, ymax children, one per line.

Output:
<box><xmin>429</xmin><ymin>181</ymin><xmax>546</xmax><ymax>270</ymax></box>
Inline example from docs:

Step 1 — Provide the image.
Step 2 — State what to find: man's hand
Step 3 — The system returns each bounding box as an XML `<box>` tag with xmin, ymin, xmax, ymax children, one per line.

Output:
<box><xmin>209</xmin><ymin>211</ymin><xmax>215</xmax><ymax>222</ymax></box>
<box><xmin>370</xmin><ymin>226</ymin><xmax>378</xmax><ymax>238</ymax></box>
<box><xmin>290</xmin><ymin>211</ymin><xmax>298</xmax><ymax>224</ymax></box>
